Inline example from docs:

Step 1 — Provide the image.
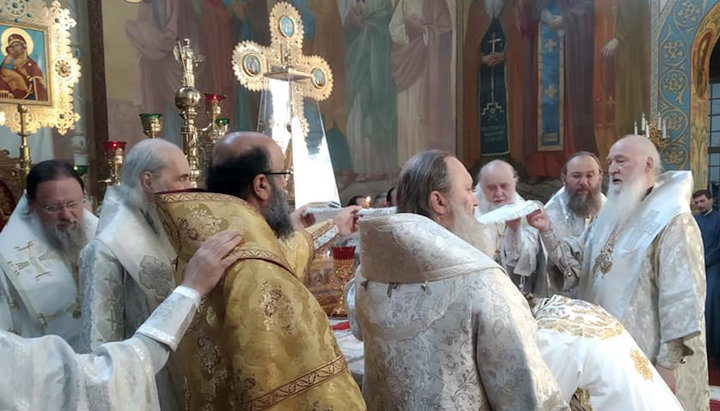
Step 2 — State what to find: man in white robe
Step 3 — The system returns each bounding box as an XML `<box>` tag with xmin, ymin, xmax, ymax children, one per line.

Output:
<box><xmin>0</xmin><ymin>229</ymin><xmax>243</xmax><ymax>411</ymax></box>
<box><xmin>474</xmin><ymin>159</ymin><xmax>548</xmax><ymax>295</ymax></box>
<box><xmin>348</xmin><ymin>150</ymin><xmax>568</xmax><ymax>410</ymax></box>
<box><xmin>529</xmin><ymin>135</ymin><xmax>709</xmax><ymax>410</ymax></box>
<box><xmin>80</xmin><ymin>139</ymin><xmax>192</xmax><ymax>409</ymax></box>
<box><xmin>545</xmin><ymin>151</ymin><xmax>606</xmax><ymax>239</ymax></box>
<box><xmin>0</xmin><ymin>160</ymin><xmax>97</xmax><ymax>351</ymax></box>
<box><xmin>544</xmin><ymin>152</ymin><xmax>605</xmax><ymax>295</ymax></box>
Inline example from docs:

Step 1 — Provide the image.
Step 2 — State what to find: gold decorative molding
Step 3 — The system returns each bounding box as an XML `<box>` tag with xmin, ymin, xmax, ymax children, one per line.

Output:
<box><xmin>0</xmin><ymin>1</ymin><xmax>81</xmax><ymax>135</ymax></box>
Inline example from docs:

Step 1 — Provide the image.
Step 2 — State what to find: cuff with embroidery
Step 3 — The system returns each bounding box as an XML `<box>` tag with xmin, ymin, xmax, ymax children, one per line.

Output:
<box><xmin>135</xmin><ymin>286</ymin><xmax>198</xmax><ymax>351</ymax></box>
<box><xmin>308</xmin><ymin>220</ymin><xmax>340</xmax><ymax>251</ymax></box>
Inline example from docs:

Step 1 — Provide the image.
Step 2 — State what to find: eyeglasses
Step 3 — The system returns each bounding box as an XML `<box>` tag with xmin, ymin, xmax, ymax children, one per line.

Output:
<box><xmin>39</xmin><ymin>199</ymin><xmax>86</xmax><ymax>214</ymax></box>
<box><xmin>259</xmin><ymin>169</ymin><xmax>293</xmax><ymax>182</ymax></box>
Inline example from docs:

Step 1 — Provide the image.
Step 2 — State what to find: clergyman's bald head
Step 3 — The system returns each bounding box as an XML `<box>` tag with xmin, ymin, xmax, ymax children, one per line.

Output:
<box><xmin>477</xmin><ymin>159</ymin><xmax>518</xmax><ymax>208</ymax></box>
<box><xmin>212</xmin><ymin>131</ymin><xmax>278</xmax><ymax>166</ymax></box>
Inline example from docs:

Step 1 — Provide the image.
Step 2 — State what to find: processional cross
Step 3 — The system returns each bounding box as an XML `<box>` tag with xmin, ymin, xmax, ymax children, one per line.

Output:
<box><xmin>232</xmin><ymin>2</ymin><xmax>338</xmax><ymax>206</ymax></box>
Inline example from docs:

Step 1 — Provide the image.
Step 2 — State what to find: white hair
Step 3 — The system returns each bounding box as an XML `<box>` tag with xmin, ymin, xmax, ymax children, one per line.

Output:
<box><xmin>120</xmin><ymin>139</ymin><xmax>179</xmax><ymax>234</ymax></box>
<box><xmin>620</xmin><ymin>135</ymin><xmax>664</xmax><ymax>179</ymax></box>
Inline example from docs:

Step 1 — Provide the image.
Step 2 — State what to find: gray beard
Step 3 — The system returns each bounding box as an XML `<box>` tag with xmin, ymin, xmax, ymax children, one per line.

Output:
<box><xmin>30</xmin><ymin>213</ymin><xmax>87</xmax><ymax>258</ymax></box>
<box><xmin>565</xmin><ymin>187</ymin><xmax>603</xmax><ymax>218</ymax></box>
<box><xmin>119</xmin><ymin>184</ymin><xmax>164</xmax><ymax>237</ymax></box>
<box><xmin>264</xmin><ymin>180</ymin><xmax>294</xmax><ymax>239</ymax></box>
<box><xmin>449</xmin><ymin>202</ymin><xmax>488</xmax><ymax>252</ymax></box>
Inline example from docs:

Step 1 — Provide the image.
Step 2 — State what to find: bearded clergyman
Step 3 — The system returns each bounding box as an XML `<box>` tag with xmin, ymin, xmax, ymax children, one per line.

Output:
<box><xmin>80</xmin><ymin>139</ymin><xmax>192</xmax><ymax>409</ymax></box>
<box><xmin>0</xmin><ymin>160</ymin><xmax>97</xmax><ymax>350</ymax></box>
<box><xmin>347</xmin><ymin>150</ymin><xmax>568</xmax><ymax>410</ymax></box>
<box><xmin>528</xmin><ymin>135</ymin><xmax>709</xmax><ymax>410</ymax></box>
<box><xmin>154</xmin><ymin>132</ymin><xmax>366</xmax><ymax>410</ymax></box>
<box><xmin>544</xmin><ymin>151</ymin><xmax>605</xmax><ymax>295</ymax></box>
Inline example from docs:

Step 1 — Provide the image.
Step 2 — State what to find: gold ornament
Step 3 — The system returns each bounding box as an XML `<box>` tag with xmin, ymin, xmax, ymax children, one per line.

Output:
<box><xmin>231</xmin><ymin>2</ymin><xmax>333</xmax><ymax>137</ymax></box>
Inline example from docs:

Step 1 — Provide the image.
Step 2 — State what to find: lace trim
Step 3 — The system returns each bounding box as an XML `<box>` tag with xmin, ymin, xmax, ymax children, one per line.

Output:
<box><xmin>239</xmin><ymin>355</ymin><xmax>348</xmax><ymax>410</ymax></box>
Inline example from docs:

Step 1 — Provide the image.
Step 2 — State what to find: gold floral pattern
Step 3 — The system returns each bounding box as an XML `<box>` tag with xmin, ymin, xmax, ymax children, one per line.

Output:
<box><xmin>259</xmin><ymin>280</ymin><xmax>295</xmax><ymax>334</ymax></box>
<box><xmin>630</xmin><ymin>348</ymin><xmax>653</xmax><ymax>381</ymax></box>
<box><xmin>535</xmin><ymin>295</ymin><xmax>623</xmax><ymax>340</ymax></box>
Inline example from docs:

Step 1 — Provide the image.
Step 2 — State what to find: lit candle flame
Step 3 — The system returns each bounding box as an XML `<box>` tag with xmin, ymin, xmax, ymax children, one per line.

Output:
<box><xmin>364</xmin><ymin>196</ymin><xmax>371</xmax><ymax>209</ymax></box>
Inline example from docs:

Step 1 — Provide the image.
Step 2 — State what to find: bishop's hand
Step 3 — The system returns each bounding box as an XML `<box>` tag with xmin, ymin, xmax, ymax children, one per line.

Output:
<box><xmin>335</xmin><ymin>205</ymin><xmax>362</xmax><ymax>237</ymax></box>
<box><xmin>526</xmin><ymin>209</ymin><xmax>550</xmax><ymax>232</ymax></box>
<box><xmin>182</xmin><ymin>230</ymin><xmax>243</xmax><ymax>296</ymax></box>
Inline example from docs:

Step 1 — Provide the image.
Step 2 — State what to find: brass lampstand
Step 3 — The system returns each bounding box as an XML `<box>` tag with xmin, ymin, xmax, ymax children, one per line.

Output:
<box><xmin>174</xmin><ymin>39</ymin><xmax>203</xmax><ymax>188</ymax></box>
<box><xmin>17</xmin><ymin>105</ymin><xmax>31</xmax><ymax>180</ymax></box>
<box><xmin>139</xmin><ymin>113</ymin><xmax>163</xmax><ymax>138</ymax></box>
<box><xmin>102</xmin><ymin>141</ymin><xmax>126</xmax><ymax>186</ymax></box>
<box><xmin>199</xmin><ymin>93</ymin><xmax>229</xmax><ymax>173</ymax></box>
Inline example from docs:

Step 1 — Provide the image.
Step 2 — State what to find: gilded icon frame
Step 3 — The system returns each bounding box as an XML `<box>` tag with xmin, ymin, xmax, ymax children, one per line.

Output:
<box><xmin>0</xmin><ymin>1</ymin><xmax>81</xmax><ymax>134</ymax></box>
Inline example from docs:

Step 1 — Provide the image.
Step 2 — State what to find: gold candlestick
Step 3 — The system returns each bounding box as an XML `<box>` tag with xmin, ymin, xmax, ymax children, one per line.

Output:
<box><xmin>331</xmin><ymin>246</ymin><xmax>356</xmax><ymax>317</ymax></box>
<box><xmin>103</xmin><ymin>141</ymin><xmax>126</xmax><ymax>186</ymax></box>
<box><xmin>139</xmin><ymin>113</ymin><xmax>163</xmax><ymax>138</ymax></box>
<box><xmin>17</xmin><ymin>104</ymin><xmax>31</xmax><ymax>180</ymax></box>
<box><xmin>174</xmin><ymin>39</ymin><xmax>203</xmax><ymax>188</ymax></box>
<box><xmin>199</xmin><ymin>94</ymin><xmax>229</xmax><ymax>173</ymax></box>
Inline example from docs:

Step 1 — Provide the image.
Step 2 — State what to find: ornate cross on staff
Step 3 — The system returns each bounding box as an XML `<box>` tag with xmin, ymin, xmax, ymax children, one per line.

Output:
<box><xmin>231</xmin><ymin>2</ymin><xmax>339</xmax><ymax>207</ymax></box>
<box><xmin>232</xmin><ymin>2</ymin><xmax>333</xmax><ymax>144</ymax></box>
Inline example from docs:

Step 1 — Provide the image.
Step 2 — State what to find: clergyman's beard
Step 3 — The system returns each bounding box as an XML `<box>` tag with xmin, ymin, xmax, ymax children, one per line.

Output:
<box><xmin>592</xmin><ymin>175</ymin><xmax>646</xmax><ymax>238</ymax></box>
<box><xmin>32</xmin><ymin>213</ymin><xmax>87</xmax><ymax>256</ymax></box>
<box><xmin>449</xmin><ymin>201</ymin><xmax>493</xmax><ymax>255</ymax></box>
<box><xmin>264</xmin><ymin>180</ymin><xmax>294</xmax><ymax>239</ymax></box>
<box><xmin>566</xmin><ymin>185</ymin><xmax>603</xmax><ymax>217</ymax></box>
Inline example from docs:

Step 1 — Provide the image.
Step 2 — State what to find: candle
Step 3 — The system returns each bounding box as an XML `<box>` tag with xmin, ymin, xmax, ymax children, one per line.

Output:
<box><xmin>634</xmin><ymin>121</ymin><xmax>638</xmax><ymax>135</ymax></box>
<box><xmin>364</xmin><ymin>196</ymin><xmax>371</xmax><ymax>209</ymax></box>
<box><xmin>103</xmin><ymin>141</ymin><xmax>126</xmax><ymax>152</ymax></box>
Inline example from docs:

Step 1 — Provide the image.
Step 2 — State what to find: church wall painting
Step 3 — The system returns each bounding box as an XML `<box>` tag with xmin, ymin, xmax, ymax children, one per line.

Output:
<box><xmin>101</xmin><ymin>0</ymin><xmax>457</xmax><ymax>191</ymax></box>
<box><xmin>461</xmin><ymin>0</ymin><xmax>651</xmax><ymax>179</ymax></box>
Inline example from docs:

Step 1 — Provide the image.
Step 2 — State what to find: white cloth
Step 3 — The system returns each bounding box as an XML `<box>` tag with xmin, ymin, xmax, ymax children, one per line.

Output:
<box><xmin>0</xmin><ymin>194</ymin><xmax>97</xmax><ymax>351</ymax></box>
<box><xmin>80</xmin><ymin>187</ymin><xmax>180</xmax><ymax>410</ymax></box>
<box><xmin>543</xmin><ymin>171</ymin><xmax>709</xmax><ymax>410</ymax></box>
<box><xmin>0</xmin><ymin>285</ymin><xmax>199</xmax><ymax>411</ymax></box>
<box><xmin>474</xmin><ymin>192</ymin><xmax>549</xmax><ymax>296</ymax></box>
<box><xmin>348</xmin><ymin>213</ymin><xmax>568</xmax><ymax>410</ymax></box>
<box><xmin>535</xmin><ymin>295</ymin><xmax>682</xmax><ymax>410</ymax></box>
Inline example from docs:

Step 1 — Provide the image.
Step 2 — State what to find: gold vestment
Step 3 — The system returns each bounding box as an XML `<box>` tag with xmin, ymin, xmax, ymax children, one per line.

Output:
<box><xmin>155</xmin><ymin>192</ymin><xmax>365</xmax><ymax>410</ymax></box>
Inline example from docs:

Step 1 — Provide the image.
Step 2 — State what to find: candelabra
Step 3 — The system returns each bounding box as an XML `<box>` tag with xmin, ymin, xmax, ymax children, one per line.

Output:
<box><xmin>139</xmin><ymin>113</ymin><xmax>163</xmax><ymax>138</ymax></box>
<box><xmin>174</xmin><ymin>39</ymin><xmax>204</xmax><ymax>188</ymax></box>
<box><xmin>331</xmin><ymin>246</ymin><xmax>356</xmax><ymax>317</ymax></box>
<box><xmin>199</xmin><ymin>94</ymin><xmax>229</xmax><ymax>173</ymax></box>
<box><xmin>102</xmin><ymin>141</ymin><xmax>126</xmax><ymax>186</ymax></box>
<box><xmin>634</xmin><ymin>112</ymin><xmax>668</xmax><ymax>150</ymax></box>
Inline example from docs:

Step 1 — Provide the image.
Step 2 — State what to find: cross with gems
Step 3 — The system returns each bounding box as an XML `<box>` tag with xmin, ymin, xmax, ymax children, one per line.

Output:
<box><xmin>231</xmin><ymin>1</ymin><xmax>333</xmax><ymax>145</ymax></box>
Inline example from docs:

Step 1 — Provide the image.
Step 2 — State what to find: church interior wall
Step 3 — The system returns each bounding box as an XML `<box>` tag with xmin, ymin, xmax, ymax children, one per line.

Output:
<box><xmin>4</xmin><ymin>0</ymin><xmax>720</xmax><ymax>201</ymax></box>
